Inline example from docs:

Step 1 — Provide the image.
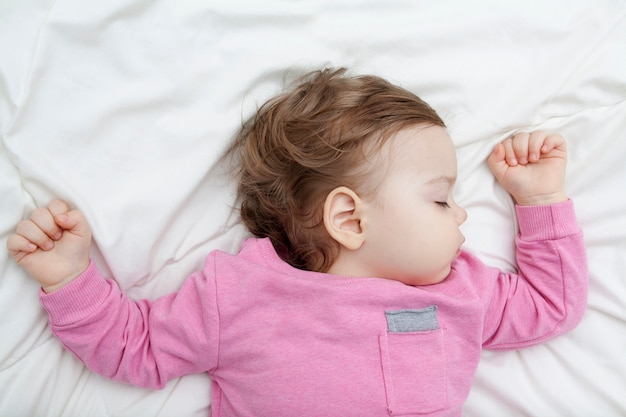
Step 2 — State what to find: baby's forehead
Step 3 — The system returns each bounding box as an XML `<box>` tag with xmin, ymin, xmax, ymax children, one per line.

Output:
<box><xmin>378</xmin><ymin>129</ymin><xmax>456</xmax><ymax>181</ymax></box>
<box><xmin>341</xmin><ymin>125</ymin><xmax>456</xmax><ymax>195</ymax></box>
<box><xmin>386</xmin><ymin>126</ymin><xmax>455</xmax><ymax>161</ymax></box>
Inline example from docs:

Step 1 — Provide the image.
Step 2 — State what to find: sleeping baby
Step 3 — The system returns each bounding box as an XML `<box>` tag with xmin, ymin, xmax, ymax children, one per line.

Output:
<box><xmin>7</xmin><ymin>68</ymin><xmax>587</xmax><ymax>416</ymax></box>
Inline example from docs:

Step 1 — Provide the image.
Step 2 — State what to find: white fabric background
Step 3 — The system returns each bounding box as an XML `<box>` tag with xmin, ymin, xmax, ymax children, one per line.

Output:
<box><xmin>1</xmin><ymin>1</ymin><xmax>625</xmax><ymax>416</ymax></box>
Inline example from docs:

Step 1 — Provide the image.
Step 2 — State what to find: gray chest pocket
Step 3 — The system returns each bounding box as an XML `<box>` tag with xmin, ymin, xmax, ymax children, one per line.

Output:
<box><xmin>385</xmin><ymin>306</ymin><xmax>439</xmax><ymax>333</ymax></box>
<box><xmin>379</xmin><ymin>306</ymin><xmax>448</xmax><ymax>415</ymax></box>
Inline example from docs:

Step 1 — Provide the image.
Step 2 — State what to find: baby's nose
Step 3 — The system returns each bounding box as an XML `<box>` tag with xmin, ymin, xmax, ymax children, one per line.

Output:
<box><xmin>456</xmin><ymin>206</ymin><xmax>468</xmax><ymax>225</ymax></box>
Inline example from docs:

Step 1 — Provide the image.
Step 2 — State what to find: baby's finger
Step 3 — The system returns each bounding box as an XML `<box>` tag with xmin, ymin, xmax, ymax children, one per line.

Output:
<box><xmin>488</xmin><ymin>142</ymin><xmax>506</xmax><ymax>164</ymax></box>
<box><xmin>6</xmin><ymin>233</ymin><xmax>37</xmax><ymax>257</ymax></box>
<box><xmin>528</xmin><ymin>131</ymin><xmax>547</xmax><ymax>162</ymax></box>
<box><xmin>55</xmin><ymin>209</ymin><xmax>91</xmax><ymax>240</ymax></box>
<box><xmin>30</xmin><ymin>207</ymin><xmax>63</xmax><ymax>241</ymax></box>
<box><xmin>511</xmin><ymin>132</ymin><xmax>530</xmax><ymax>165</ymax></box>
<box><xmin>48</xmin><ymin>199</ymin><xmax>71</xmax><ymax>218</ymax></box>
<box><xmin>541</xmin><ymin>133</ymin><xmax>567</xmax><ymax>154</ymax></box>
<box><xmin>15</xmin><ymin>219</ymin><xmax>55</xmax><ymax>251</ymax></box>
<box><xmin>501</xmin><ymin>137</ymin><xmax>518</xmax><ymax>166</ymax></box>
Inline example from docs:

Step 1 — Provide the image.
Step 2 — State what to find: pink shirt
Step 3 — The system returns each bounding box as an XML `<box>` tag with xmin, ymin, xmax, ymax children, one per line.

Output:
<box><xmin>40</xmin><ymin>201</ymin><xmax>587</xmax><ymax>417</ymax></box>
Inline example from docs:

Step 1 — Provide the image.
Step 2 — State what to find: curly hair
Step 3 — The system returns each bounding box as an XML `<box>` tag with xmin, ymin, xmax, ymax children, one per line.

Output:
<box><xmin>227</xmin><ymin>68</ymin><xmax>445</xmax><ymax>272</ymax></box>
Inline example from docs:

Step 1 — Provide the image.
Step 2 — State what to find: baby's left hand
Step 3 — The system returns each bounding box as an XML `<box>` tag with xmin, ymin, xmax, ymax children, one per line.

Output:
<box><xmin>487</xmin><ymin>131</ymin><xmax>568</xmax><ymax>206</ymax></box>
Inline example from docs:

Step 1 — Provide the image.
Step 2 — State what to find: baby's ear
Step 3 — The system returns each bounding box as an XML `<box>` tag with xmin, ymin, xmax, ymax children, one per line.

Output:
<box><xmin>323</xmin><ymin>186</ymin><xmax>365</xmax><ymax>250</ymax></box>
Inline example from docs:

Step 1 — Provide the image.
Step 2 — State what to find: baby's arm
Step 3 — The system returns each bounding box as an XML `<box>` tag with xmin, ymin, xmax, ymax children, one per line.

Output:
<box><xmin>487</xmin><ymin>131</ymin><xmax>568</xmax><ymax>205</ymax></box>
<box><xmin>38</xmin><ymin>261</ymin><xmax>219</xmax><ymax>389</ymax></box>
<box><xmin>7</xmin><ymin>200</ymin><xmax>91</xmax><ymax>293</ymax></box>
<box><xmin>479</xmin><ymin>131</ymin><xmax>587</xmax><ymax>348</ymax></box>
<box><xmin>8</xmin><ymin>200</ymin><xmax>219</xmax><ymax>388</ymax></box>
<box><xmin>476</xmin><ymin>201</ymin><xmax>587</xmax><ymax>348</ymax></box>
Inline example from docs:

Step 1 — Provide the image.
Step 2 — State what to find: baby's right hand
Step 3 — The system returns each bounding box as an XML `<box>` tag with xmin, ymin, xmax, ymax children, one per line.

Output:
<box><xmin>7</xmin><ymin>200</ymin><xmax>92</xmax><ymax>293</ymax></box>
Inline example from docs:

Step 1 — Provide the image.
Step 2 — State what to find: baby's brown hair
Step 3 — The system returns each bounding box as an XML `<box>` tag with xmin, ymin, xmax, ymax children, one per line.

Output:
<box><xmin>228</xmin><ymin>68</ymin><xmax>445</xmax><ymax>272</ymax></box>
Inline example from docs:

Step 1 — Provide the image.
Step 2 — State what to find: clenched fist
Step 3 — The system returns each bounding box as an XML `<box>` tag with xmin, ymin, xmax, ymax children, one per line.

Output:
<box><xmin>7</xmin><ymin>200</ymin><xmax>92</xmax><ymax>292</ymax></box>
<box><xmin>488</xmin><ymin>131</ymin><xmax>568</xmax><ymax>206</ymax></box>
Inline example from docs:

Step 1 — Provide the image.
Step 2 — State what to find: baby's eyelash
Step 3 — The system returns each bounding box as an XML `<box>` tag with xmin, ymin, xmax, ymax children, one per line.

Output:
<box><xmin>436</xmin><ymin>201</ymin><xmax>451</xmax><ymax>208</ymax></box>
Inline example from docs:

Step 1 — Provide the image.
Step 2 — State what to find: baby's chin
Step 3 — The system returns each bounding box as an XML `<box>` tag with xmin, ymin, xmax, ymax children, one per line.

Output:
<box><xmin>400</xmin><ymin>267</ymin><xmax>453</xmax><ymax>287</ymax></box>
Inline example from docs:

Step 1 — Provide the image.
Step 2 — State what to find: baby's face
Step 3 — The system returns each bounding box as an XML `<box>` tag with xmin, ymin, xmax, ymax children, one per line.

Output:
<box><xmin>358</xmin><ymin>125</ymin><xmax>467</xmax><ymax>286</ymax></box>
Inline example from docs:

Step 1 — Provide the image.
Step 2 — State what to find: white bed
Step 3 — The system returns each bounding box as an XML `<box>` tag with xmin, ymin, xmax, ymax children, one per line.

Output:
<box><xmin>1</xmin><ymin>1</ymin><xmax>625</xmax><ymax>416</ymax></box>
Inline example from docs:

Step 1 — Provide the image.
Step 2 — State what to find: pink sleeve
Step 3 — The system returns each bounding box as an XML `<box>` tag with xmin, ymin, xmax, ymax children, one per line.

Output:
<box><xmin>480</xmin><ymin>200</ymin><xmax>588</xmax><ymax>350</ymax></box>
<box><xmin>39</xmin><ymin>254</ymin><xmax>220</xmax><ymax>389</ymax></box>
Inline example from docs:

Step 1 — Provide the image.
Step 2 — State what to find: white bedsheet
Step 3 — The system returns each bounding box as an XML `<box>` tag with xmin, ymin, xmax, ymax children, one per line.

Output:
<box><xmin>1</xmin><ymin>1</ymin><xmax>625</xmax><ymax>416</ymax></box>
